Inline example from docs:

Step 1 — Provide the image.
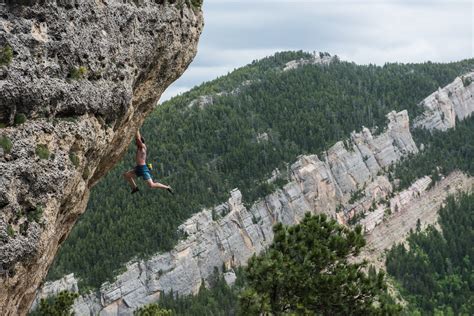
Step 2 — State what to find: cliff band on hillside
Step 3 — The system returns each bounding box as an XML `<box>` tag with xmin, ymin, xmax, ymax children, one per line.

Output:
<box><xmin>414</xmin><ymin>72</ymin><xmax>474</xmax><ymax>130</ymax></box>
<box><xmin>357</xmin><ymin>171</ymin><xmax>473</xmax><ymax>270</ymax></box>
<box><xmin>37</xmin><ymin>71</ymin><xmax>474</xmax><ymax>315</ymax></box>
<box><xmin>37</xmin><ymin>109</ymin><xmax>421</xmax><ymax>314</ymax></box>
<box><xmin>0</xmin><ymin>0</ymin><xmax>203</xmax><ymax>314</ymax></box>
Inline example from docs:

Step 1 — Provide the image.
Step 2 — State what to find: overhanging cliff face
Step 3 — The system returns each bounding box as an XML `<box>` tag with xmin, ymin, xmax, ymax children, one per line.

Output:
<box><xmin>0</xmin><ymin>0</ymin><xmax>203</xmax><ymax>314</ymax></box>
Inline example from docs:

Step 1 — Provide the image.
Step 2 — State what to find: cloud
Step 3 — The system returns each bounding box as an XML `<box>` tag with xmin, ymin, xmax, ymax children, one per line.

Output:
<box><xmin>160</xmin><ymin>0</ymin><xmax>473</xmax><ymax>102</ymax></box>
<box><xmin>191</xmin><ymin>47</ymin><xmax>286</xmax><ymax>68</ymax></box>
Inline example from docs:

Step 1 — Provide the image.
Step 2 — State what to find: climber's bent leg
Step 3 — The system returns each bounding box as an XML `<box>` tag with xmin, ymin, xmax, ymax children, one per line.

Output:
<box><xmin>123</xmin><ymin>170</ymin><xmax>138</xmax><ymax>190</ymax></box>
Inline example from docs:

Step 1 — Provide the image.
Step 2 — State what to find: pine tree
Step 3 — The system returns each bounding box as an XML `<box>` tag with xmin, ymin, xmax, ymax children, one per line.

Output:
<box><xmin>29</xmin><ymin>291</ymin><xmax>79</xmax><ymax>316</ymax></box>
<box><xmin>134</xmin><ymin>303</ymin><xmax>172</xmax><ymax>316</ymax></box>
<box><xmin>239</xmin><ymin>213</ymin><xmax>401</xmax><ymax>315</ymax></box>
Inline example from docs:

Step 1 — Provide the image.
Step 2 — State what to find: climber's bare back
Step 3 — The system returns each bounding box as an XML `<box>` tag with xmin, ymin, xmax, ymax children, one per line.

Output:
<box><xmin>136</xmin><ymin>145</ymin><xmax>146</xmax><ymax>165</ymax></box>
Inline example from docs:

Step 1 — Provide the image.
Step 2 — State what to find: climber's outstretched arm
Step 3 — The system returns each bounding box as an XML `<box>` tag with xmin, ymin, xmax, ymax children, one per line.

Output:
<box><xmin>135</xmin><ymin>130</ymin><xmax>145</xmax><ymax>149</ymax></box>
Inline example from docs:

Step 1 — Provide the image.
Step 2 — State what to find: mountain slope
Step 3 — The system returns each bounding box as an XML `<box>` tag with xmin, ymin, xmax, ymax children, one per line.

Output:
<box><xmin>48</xmin><ymin>52</ymin><xmax>474</xmax><ymax>290</ymax></box>
<box><xmin>40</xmin><ymin>97</ymin><xmax>474</xmax><ymax>315</ymax></box>
<box><xmin>386</xmin><ymin>192</ymin><xmax>474</xmax><ymax>314</ymax></box>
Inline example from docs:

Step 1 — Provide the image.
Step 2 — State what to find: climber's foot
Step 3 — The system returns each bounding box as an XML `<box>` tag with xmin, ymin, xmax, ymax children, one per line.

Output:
<box><xmin>131</xmin><ymin>187</ymin><xmax>139</xmax><ymax>194</ymax></box>
<box><xmin>166</xmin><ymin>187</ymin><xmax>174</xmax><ymax>195</ymax></box>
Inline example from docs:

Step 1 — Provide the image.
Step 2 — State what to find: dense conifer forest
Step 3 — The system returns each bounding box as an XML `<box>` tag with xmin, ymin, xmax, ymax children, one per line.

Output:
<box><xmin>47</xmin><ymin>51</ymin><xmax>474</xmax><ymax>290</ymax></box>
<box><xmin>386</xmin><ymin>193</ymin><xmax>474</xmax><ymax>314</ymax></box>
<box><xmin>391</xmin><ymin>116</ymin><xmax>474</xmax><ymax>190</ymax></box>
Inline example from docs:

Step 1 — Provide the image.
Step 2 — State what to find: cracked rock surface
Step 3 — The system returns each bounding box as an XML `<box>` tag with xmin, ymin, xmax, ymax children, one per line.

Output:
<box><xmin>0</xmin><ymin>0</ymin><xmax>203</xmax><ymax>314</ymax></box>
<box><xmin>414</xmin><ymin>72</ymin><xmax>474</xmax><ymax>130</ymax></box>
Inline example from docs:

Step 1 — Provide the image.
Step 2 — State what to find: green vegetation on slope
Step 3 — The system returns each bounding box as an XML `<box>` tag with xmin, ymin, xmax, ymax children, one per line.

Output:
<box><xmin>0</xmin><ymin>45</ymin><xmax>13</xmax><ymax>66</ymax></box>
<box><xmin>240</xmin><ymin>213</ymin><xmax>400</xmax><ymax>315</ymax></box>
<box><xmin>386</xmin><ymin>193</ymin><xmax>474</xmax><ymax>314</ymax></box>
<box><xmin>48</xmin><ymin>51</ymin><xmax>474</xmax><ymax>289</ymax></box>
<box><xmin>391</xmin><ymin>115</ymin><xmax>474</xmax><ymax>190</ymax></box>
<box><xmin>157</xmin><ymin>268</ymin><xmax>242</xmax><ymax>315</ymax></box>
<box><xmin>29</xmin><ymin>291</ymin><xmax>79</xmax><ymax>316</ymax></box>
<box><xmin>134</xmin><ymin>304</ymin><xmax>172</xmax><ymax>316</ymax></box>
<box><xmin>141</xmin><ymin>214</ymin><xmax>399</xmax><ymax>315</ymax></box>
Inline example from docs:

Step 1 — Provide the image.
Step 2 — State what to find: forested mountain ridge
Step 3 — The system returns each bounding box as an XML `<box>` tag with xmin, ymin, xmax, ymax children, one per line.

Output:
<box><xmin>38</xmin><ymin>53</ymin><xmax>474</xmax><ymax>314</ymax></box>
<box><xmin>47</xmin><ymin>52</ymin><xmax>474</xmax><ymax>294</ymax></box>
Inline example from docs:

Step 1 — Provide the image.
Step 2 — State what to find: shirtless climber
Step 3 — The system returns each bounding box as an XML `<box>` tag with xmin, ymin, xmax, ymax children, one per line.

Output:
<box><xmin>123</xmin><ymin>130</ymin><xmax>174</xmax><ymax>195</ymax></box>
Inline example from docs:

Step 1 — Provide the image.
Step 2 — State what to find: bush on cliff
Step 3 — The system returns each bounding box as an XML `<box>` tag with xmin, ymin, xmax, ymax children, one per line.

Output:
<box><xmin>0</xmin><ymin>45</ymin><xmax>13</xmax><ymax>66</ymax></box>
<box><xmin>0</xmin><ymin>136</ymin><xmax>12</xmax><ymax>154</ymax></box>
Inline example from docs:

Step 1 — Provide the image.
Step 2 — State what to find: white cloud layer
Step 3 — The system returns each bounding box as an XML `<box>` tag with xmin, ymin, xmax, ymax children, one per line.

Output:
<box><xmin>160</xmin><ymin>0</ymin><xmax>473</xmax><ymax>102</ymax></box>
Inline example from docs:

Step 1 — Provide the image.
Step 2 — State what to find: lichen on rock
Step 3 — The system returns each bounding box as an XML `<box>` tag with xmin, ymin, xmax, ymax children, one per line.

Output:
<box><xmin>0</xmin><ymin>0</ymin><xmax>203</xmax><ymax>314</ymax></box>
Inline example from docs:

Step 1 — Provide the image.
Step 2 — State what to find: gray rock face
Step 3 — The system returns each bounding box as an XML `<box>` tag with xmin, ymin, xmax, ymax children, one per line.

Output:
<box><xmin>358</xmin><ymin>176</ymin><xmax>432</xmax><ymax>233</ymax></box>
<box><xmin>30</xmin><ymin>273</ymin><xmax>78</xmax><ymax>310</ymax></box>
<box><xmin>357</xmin><ymin>171</ymin><xmax>473</xmax><ymax>270</ymax></box>
<box><xmin>36</xmin><ymin>110</ymin><xmax>417</xmax><ymax>315</ymax></box>
<box><xmin>414</xmin><ymin>72</ymin><xmax>474</xmax><ymax>130</ymax></box>
<box><xmin>324</xmin><ymin>110</ymin><xmax>417</xmax><ymax>195</ymax></box>
<box><xmin>0</xmin><ymin>1</ymin><xmax>203</xmax><ymax>314</ymax></box>
<box><xmin>188</xmin><ymin>95</ymin><xmax>215</xmax><ymax>109</ymax></box>
<box><xmin>283</xmin><ymin>51</ymin><xmax>336</xmax><ymax>71</ymax></box>
<box><xmin>223</xmin><ymin>270</ymin><xmax>237</xmax><ymax>286</ymax></box>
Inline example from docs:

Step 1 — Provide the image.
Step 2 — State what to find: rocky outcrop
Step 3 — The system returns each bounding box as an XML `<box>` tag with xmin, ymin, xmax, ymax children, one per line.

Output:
<box><xmin>358</xmin><ymin>176</ymin><xmax>431</xmax><ymax>233</ymax></box>
<box><xmin>357</xmin><ymin>171</ymin><xmax>473</xmax><ymax>270</ymax></box>
<box><xmin>30</xmin><ymin>273</ymin><xmax>79</xmax><ymax>311</ymax></box>
<box><xmin>43</xmin><ymin>171</ymin><xmax>474</xmax><ymax>315</ymax></box>
<box><xmin>414</xmin><ymin>72</ymin><xmax>474</xmax><ymax>130</ymax></box>
<box><xmin>324</xmin><ymin>110</ymin><xmax>418</xmax><ymax>195</ymax></box>
<box><xmin>0</xmin><ymin>1</ymin><xmax>203</xmax><ymax>314</ymax></box>
<box><xmin>35</xmin><ymin>110</ymin><xmax>418</xmax><ymax>314</ymax></box>
<box><xmin>283</xmin><ymin>51</ymin><xmax>335</xmax><ymax>71</ymax></box>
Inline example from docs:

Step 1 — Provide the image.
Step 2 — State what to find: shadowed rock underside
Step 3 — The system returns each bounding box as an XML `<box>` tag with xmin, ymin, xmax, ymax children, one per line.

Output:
<box><xmin>0</xmin><ymin>0</ymin><xmax>203</xmax><ymax>314</ymax></box>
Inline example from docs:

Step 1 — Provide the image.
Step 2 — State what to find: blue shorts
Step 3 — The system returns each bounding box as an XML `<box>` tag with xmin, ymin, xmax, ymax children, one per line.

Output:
<box><xmin>134</xmin><ymin>165</ymin><xmax>152</xmax><ymax>181</ymax></box>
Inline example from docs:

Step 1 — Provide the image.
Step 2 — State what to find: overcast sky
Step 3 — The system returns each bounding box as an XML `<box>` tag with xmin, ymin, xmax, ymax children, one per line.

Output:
<box><xmin>160</xmin><ymin>0</ymin><xmax>473</xmax><ymax>102</ymax></box>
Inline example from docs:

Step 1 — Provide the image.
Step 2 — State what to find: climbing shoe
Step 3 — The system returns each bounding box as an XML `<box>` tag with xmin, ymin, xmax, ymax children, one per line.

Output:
<box><xmin>167</xmin><ymin>187</ymin><xmax>174</xmax><ymax>195</ymax></box>
<box><xmin>131</xmin><ymin>187</ymin><xmax>139</xmax><ymax>194</ymax></box>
